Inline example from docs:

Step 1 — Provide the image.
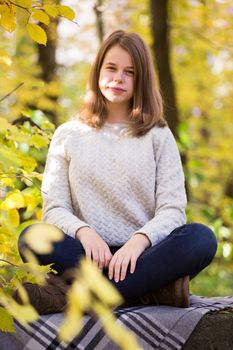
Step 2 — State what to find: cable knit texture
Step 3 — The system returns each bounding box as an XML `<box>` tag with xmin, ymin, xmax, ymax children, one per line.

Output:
<box><xmin>41</xmin><ymin>119</ymin><xmax>187</xmax><ymax>246</ymax></box>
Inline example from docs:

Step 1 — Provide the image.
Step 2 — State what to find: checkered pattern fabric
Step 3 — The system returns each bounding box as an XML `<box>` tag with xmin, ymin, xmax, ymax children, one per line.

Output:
<box><xmin>1</xmin><ymin>295</ymin><xmax>233</xmax><ymax>350</ymax></box>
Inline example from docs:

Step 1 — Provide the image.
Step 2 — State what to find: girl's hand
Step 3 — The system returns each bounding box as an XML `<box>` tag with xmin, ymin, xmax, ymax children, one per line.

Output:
<box><xmin>75</xmin><ymin>227</ymin><xmax>113</xmax><ymax>271</ymax></box>
<box><xmin>108</xmin><ymin>233</ymin><xmax>151</xmax><ymax>282</ymax></box>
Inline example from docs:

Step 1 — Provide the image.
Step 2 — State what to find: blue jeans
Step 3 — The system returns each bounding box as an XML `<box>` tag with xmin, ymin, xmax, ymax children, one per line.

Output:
<box><xmin>18</xmin><ymin>223</ymin><xmax>217</xmax><ymax>300</ymax></box>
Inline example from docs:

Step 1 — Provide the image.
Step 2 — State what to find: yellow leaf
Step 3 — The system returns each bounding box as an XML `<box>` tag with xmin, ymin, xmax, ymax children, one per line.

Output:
<box><xmin>29</xmin><ymin>171</ymin><xmax>43</xmax><ymax>181</ymax></box>
<box><xmin>57</xmin><ymin>5</ymin><xmax>75</xmax><ymax>20</ymax></box>
<box><xmin>0</xmin><ymin>117</ymin><xmax>16</xmax><ymax>132</ymax></box>
<box><xmin>0</xmin><ymin>174</ymin><xmax>15</xmax><ymax>187</ymax></box>
<box><xmin>0</xmin><ymin>14</ymin><xmax>16</xmax><ymax>32</ymax></box>
<box><xmin>1</xmin><ymin>192</ymin><xmax>25</xmax><ymax>210</ymax></box>
<box><xmin>81</xmin><ymin>259</ymin><xmax>123</xmax><ymax>306</ymax></box>
<box><xmin>0</xmin><ymin>307</ymin><xmax>15</xmax><ymax>332</ymax></box>
<box><xmin>0</xmin><ymin>55</ymin><xmax>11</xmax><ymax>66</ymax></box>
<box><xmin>43</xmin><ymin>4</ymin><xmax>59</xmax><ymax>17</ymax></box>
<box><xmin>0</xmin><ymin>50</ymin><xmax>12</xmax><ymax>66</ymax></box>
<box><xmin>0</xmin><ymin>293</ymin><xmax>38</xmax><ymax>328</ymax></box>
<box><xmin>7</xmin><ymin>209</ymin><xmax>20</xmax><ymax>228</ymax></box>
<box><xmin>69</xmin><ymin>280</ymin><xmax>91</xmax><ymax>311</ymax></box>
<box><xmin>58</xmin><ymin>308</ymin><xmax>83</xmax><ymax>342</ymax></box>
<box><xmin>36</xmin><ymin>207</ymin><xmax>42</xmax><ymax>220</ymax></box>
<box><xmin>31</xmin><ymin>10</ymin><xmax>50</xmax><ymax>25</ymax></box>
<box><xmin>93</xmin><ymin>301</ymin><xmax>142</xmax><ymax>350</ymax></box>
<box><xmin>26</xmin><ymin>23</ymin><xmax>47</xmax><ymax>45</ymax></box>
<box><xmin>24</xmin><ymin>223</ymin><xmax>63</xmax><ymax>254</ymax></box>
<box><xmin>15</xmin><ymin>0</ymin><xmax>32</xmax><ymax>7</ymax></box>
<box><xmin>30</xmin><ymin>134</ymin><xmax>48</xmax><ymax>148</ymax></box>
<box><xmin>17</xmin><ymin>152</ymin><xmax>37</xmax><ymax>172</ymax></box>
<box><xmin>0</xmin><ymin>4</ymin><xmax>10</xmax><ymax>14</ymax></box>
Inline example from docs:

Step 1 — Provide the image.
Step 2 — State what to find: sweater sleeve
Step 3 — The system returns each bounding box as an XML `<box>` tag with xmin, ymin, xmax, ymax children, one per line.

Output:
<box><xmin>133</xmin><ymin>127</ymin><xmax>187</xmax><ymax>246</ymax></box>
<box><xmin>41</xmin><ymin>124</ymin><xmax>90</xmax><ymax>238</ymax></box>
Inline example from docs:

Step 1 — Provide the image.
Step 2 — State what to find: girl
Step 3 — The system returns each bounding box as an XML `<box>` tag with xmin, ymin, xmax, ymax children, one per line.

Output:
<box><xmin>17</xmin><ymin>30</ymin><xmax>217</xmax><ymax>313</ymax></box>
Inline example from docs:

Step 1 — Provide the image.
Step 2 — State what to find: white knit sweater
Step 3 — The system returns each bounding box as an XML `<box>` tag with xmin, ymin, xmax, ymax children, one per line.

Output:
<box><xmin>41</xmin><ymin>119</ymin><xmax>187</xmax><ymax>246</ymax></box>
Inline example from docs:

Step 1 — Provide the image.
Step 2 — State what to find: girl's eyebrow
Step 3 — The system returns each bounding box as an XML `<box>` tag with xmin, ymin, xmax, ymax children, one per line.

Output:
<box><xmin>105</xmin><ymin>62</ymin><xmax>134</xmax><ymax>69</ymax></box>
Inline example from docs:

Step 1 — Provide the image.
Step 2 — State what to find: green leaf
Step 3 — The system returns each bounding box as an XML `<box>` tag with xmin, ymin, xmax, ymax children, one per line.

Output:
<box><xmin>57</xmin><ymin>5</ymin><xmax>75</xmax><ymax>20</ymax></box>
<box><xmin>26</xmin><ymin>23</ymin><xmax>47</xmax><ymax>45</ymax></box>
<box><xmin>0</xmin><ymin>307</ymin><xmax>15</xmax><ymax>332</ymax></box>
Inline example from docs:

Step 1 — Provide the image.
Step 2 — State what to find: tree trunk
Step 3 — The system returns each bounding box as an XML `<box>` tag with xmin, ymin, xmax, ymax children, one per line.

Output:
<box><xmin>94</xmin><ymin>0</ymin><xmax>105</xmax><ymax>44</ymax></box>
<box><xmin>150</xmin><ymin>0</ymin><xmax>189</xmax><ymax>197</ymax></box>
<box><xmin>36</xmin><ymin>16</ymin><xmax>60</xmax><ymax>126</ymax></box>
<box><xmin>150</xmin><ymin>0</ymin><xmax>179</xmax><ymax>137</ymax></box>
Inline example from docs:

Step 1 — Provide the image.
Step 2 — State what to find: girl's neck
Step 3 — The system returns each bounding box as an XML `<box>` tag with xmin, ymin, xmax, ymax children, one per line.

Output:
<box><xmin>106</xmin><ymin>102</ymin><xmax>130</xmax><ymax>123</ymax></box>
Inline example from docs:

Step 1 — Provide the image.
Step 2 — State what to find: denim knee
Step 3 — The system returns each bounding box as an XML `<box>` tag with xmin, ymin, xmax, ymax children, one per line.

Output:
<box><xmin>189</xmin><ymin>223</ymin><xmax>218</xmax><ymax>263</ymax></box>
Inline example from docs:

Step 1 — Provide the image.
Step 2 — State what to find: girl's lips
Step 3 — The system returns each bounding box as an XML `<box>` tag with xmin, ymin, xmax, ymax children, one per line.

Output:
<box><xmin>108</xmin><ymin>87</ymin><xmax>125</xmax><ymax>93</ymax></box>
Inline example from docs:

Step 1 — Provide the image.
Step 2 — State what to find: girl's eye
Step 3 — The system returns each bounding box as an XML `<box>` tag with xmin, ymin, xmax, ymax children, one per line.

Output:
<box><xmin>106</xmin><ymin>67</ymin><xmax>115</xmax><ymax>71</ymax></box>
<box><xmin>126</xmin><ymin>71</ymin><xmax>134</xmax><ymax>75</ymax></box>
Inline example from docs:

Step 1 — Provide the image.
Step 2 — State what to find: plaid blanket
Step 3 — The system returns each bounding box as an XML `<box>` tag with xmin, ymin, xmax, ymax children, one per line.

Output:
<box><xmin>1</xmin><ymin>295</ymin><xmax>233</xmax><ymax>350</ymax></box>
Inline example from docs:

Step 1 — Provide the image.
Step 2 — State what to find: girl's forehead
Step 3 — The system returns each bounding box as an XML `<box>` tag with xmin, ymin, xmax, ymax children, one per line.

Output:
<box><xmin>103</xmin><ymin>45</ymin><xmax>133</xmax><ymax>66</ymax></box>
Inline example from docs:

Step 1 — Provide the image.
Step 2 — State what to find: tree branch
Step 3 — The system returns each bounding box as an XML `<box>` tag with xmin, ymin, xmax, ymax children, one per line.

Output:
<box><xmin>0</xmin><ymin>82</ymin><xmax>24</xmax><ymax>103</ymax></box>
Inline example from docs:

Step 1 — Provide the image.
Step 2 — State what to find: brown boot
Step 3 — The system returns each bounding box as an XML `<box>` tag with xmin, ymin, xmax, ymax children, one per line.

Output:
<box><xmin>153</xmin><ymin>275</ymin><xmax>190</xmax><ymax>308</ymax></box>
<box><xmin>121</xmin><ymin>275</ymin><xmax>190</xmax><ymax>308</ymax></box>
<box><xmin>13</xmin><ymin>273</ymin><xmax>70</xmax><ymax>315</ymax></box>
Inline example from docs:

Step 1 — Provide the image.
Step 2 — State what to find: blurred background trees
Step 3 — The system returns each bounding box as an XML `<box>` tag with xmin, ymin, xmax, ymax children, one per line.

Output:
<box><xmin>1</xmin><ymin>0</ymin><xmax>233</xmax><ymax>296</ymax></box>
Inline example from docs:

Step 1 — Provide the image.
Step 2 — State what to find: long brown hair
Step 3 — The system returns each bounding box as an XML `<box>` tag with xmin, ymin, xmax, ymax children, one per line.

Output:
<box><xmin>78</xmin><ymin>30</ymin><xmax>167</xmax><ymax>137</ymax></box>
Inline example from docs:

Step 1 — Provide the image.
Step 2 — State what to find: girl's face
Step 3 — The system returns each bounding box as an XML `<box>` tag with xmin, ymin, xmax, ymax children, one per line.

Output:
<box><xmin>98</xmin><ymin>45</ymin><xmax>134</xmax><ymax>108</ymax></box>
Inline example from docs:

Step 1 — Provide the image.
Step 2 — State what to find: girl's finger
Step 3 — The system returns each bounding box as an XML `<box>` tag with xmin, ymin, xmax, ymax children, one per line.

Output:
<box><xmin>130</xmin><ymin>256</ymin><xmax>137</xmax><ymax>274</ymax></box>
<box><xmin>108</xmin><ymin>255</ymin><xmax>117</xmax><ymax>280</ymax></box>
<box><xmin>98</xmin><ymin>249</ymin><xmax>105</xmax><ymax>271</ymax></box>
<box><xmin>113</xmin><ymin>257</ymin><xmax>122</xmax><ymax>283</ymax></box>
<box><xmin>92</xmin><ymin>249</ymin><xmax>100</xmax><ymax>268</ymax></box>
<box><xmin>120</xmin><ymin>257</ymin><xmax>130</xmax><ymax>281</ymax></box>
<box><xmin>85</xmin><ymin>246</ymin><xmax>92</xmax><ymax>260</ymax></box>
<box><xmin>108</xmin><ymin>256</ymin><xmax>115</xmax><ymax>280</ymax></box>
<box><xmin>104</xmin><ymin>250</ymin><xmax>112</xmax><ymax>268</ymax></box>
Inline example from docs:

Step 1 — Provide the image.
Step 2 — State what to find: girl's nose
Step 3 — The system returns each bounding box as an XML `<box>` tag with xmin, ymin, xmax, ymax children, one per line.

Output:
<box><xmin>114</xmin><ymin>71</ymin><xmax>124</xmax><ymax>82</ymax></box>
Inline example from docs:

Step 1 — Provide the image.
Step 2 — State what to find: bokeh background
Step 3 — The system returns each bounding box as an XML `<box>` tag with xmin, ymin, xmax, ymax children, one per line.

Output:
<box><xmin>0</xmin><ymin>0</ymin><xmax>233</xmax><ymax>296</ymax></box>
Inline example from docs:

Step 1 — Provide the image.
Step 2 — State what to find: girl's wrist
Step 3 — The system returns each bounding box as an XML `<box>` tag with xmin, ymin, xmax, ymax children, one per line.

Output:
<box><xmin>133</xmin><ymin>232</ymin><xmax>151</xmax><ymax>248</ymax></box>
<box><xmin>75</xmin><ymin>226</ymin><xmax>91</xmax><ymax>239</ymax></box>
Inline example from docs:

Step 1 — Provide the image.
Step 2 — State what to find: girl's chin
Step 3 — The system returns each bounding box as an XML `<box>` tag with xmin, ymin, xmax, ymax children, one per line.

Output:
<box><xmin>103</xmin><ymin>94</ymin><xmax>130</xmax><ymax>103</ymax></box>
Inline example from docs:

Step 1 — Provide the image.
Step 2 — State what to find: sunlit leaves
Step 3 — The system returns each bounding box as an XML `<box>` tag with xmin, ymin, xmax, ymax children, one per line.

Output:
<box><xmin>26</xmin><ymin>23</ymin><xmax>47</xmax><ymax>46</ymax></box>
<box><xmin>0</xmin><ymin>13</ymin><xmax>16</xmax><ymax>32</ymax></box>
<box><xmin>0</xmin><ymin>49</ymin><xmax>12</xmax><ymax>67</ymax></box>
<box><xmin>57</xmin><ymin>5</ymin><xmax>75</xmax><ymax>20</ymax></box>
<box><xmin>82</xmin><ymin>259</ymin><xmax>123</xmax><ymax>306</ymax></box>
<box><xmin>93</xmin><ymin>301</ymin><xmax>142</xmax><ymax>350</ymax></box>
<box><xmin>0</xmin><ymin>1</ymin><xmax>76</xmax><ymax>45</ymax></box>
<box><xmin>0</xmin><ymin>3</ymin><xmax>16</xmax><ymax>32</ymax></box>
<box><xmin>23</xmin><ymin>223</ymin><xmax>63</xmax><ymax>254</ymax></box>
<box><xmin>58</xmin><ymin>259</ymin><xmax>141</xmax><ymax>350</ymax></box>
<box><xmin>43</xmin><ymin>4</ymin><xmax>59</xmax><ymax>18</ymax></box>
<box><xmin>7</xmin><ymin>209</ymin><xmax>20</xmax><ymax>228</ymax></box>
<box><xmin>31</xmin><ymin>10</ymin><xmax>50</xmax><ymax>25</ymax></box>
<box><xmin>0</xmin><ymin>307</ymin><xmax>15</xmax><ymax>332</ymax></box>
<box><xmin>0</xmin><ymin>292</ymin><xmax>39</xmax><ymax>328</ymax></box>
<box><xmin>30</xmin><ymin>134</ymin><xmax>49</xmax><ymax>148</ymax></box>
<box><xmin>0</xmin><ymin>190</ymin><xmax>25</xmax><ymax>210</ymax></box>
<box><xmin>9</xmin><ymin>261</ymin><xmax>55</xmax><ymax>286</ymax></box>
<box><xmin>15</xmin><ymin>0</ymin><xmax>33</xmax><ymax>7</ymax></box>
